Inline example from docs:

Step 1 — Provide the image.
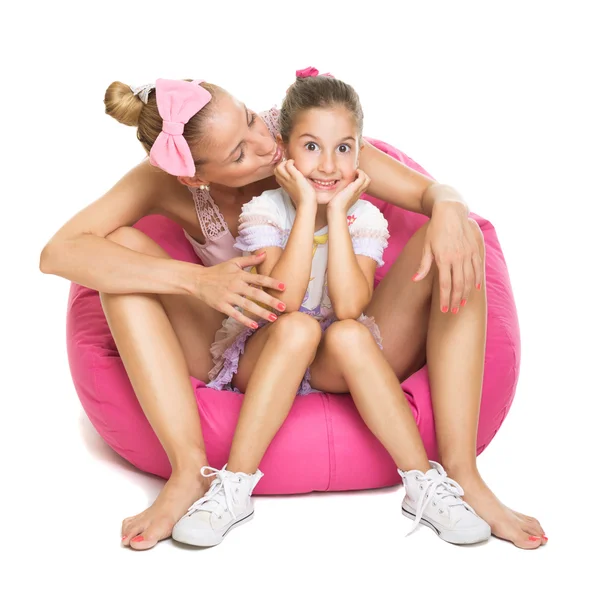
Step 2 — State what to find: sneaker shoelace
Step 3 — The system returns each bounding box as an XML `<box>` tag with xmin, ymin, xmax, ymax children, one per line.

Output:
<box><xmin>186</xmin><ymin>465</ymin><xmax>240</xmax><ymax>521</ymax></box>
<box><xmin>408</xmin><ymin>467</ymin><xmax>470</xmax><ymax>535</ymax></box>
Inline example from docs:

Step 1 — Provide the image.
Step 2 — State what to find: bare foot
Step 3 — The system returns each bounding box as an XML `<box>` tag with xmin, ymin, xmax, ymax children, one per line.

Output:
<box><xmin>121</xmin><ymin>467</ymin><xmax>210</xmax><ymax>551</ymax></box>
<box><xmin>449</xmin><ymin>469</ymin><xmax>547</xmax><ymax>550</ymax></box>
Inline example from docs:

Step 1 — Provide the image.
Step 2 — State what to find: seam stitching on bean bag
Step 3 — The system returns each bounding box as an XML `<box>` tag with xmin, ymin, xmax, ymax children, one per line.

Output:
<box><xmin>320</xmin><ymin>393</ymin><xmax>336</xmax><ymax>491</ymax></box>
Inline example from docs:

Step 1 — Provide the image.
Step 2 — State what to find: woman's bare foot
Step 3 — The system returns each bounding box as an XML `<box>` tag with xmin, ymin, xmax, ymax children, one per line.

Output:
<box><xmin>448</xmin><ymin>467</ymin><xmax>547</xmax><ymax>549</ymax></box>
<box><xmin>121</xmin><ymin>466</ymin><xmax>211</xmax><ymax>551</ymax></box>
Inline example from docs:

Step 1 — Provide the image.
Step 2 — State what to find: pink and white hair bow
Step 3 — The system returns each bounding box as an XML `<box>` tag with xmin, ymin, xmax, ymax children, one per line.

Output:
<box><xmin>148</xmin><ymin>78</ymin><xmax>212</xmax><ymax>177</ymax></box>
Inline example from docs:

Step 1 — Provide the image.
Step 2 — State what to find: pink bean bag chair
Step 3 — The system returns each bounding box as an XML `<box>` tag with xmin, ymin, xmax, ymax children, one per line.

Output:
<box><xmin>66</xmin><ymin>139</ymin><xmax>520</xmax><ymax>494</ymax></box>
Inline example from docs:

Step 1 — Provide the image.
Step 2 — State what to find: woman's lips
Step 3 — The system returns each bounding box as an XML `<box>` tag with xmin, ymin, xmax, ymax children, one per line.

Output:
<box><xmin>271</xmin><ymin>146</ymin><xmax>283</xmax><ymax>164</ymax></box>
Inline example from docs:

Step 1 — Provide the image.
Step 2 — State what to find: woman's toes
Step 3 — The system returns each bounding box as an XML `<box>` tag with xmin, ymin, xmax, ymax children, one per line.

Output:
<box><xmin>514</xmin><ymin>532</ymin><xmax>544</xmax><ymax>550</ymax></box>
<box><xmin>129</xmin><ymin>521</ymin><xmax>171</xmax><ymax>551</ymax></box>
<box><xmin>129</xmin><ymin>534</ymin><xmax>158</xmax><ymax>551</ymax></box>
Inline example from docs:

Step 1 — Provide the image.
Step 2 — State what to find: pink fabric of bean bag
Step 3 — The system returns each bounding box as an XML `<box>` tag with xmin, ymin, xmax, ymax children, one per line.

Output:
<box><xmin>66</xmin><ymin>139</ymin><xmax>520</xmax><ymax>494</ymax></box>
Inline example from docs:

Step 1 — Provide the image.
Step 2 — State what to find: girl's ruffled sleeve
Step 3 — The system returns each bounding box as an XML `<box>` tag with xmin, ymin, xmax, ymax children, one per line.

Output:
<box><xmin>348</xmin><ymin>200</ymin><xmax>390</xmax><ymax>267</ymax></box>
<box><xmin>234</xmin><ymin>189</ymin><xmax>289</xmax><ymax>252</ymax></box>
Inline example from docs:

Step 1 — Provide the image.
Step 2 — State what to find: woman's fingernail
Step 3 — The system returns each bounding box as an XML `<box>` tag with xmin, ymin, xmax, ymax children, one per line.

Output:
<box><xmin>121</xmin><ymin>536</ymin><xmax>127</xmax><ymax>541</ymax></box>
<box><xmin>451</xmin><ymin>307</ymin><xmax>459</xmax><ymax>314</ymax></box>
<box><xmin>268</xmin><ymin>314</ymin><xmax>277</xmax><ymax>322</ymax></box>
<box><xmin>132</xmin><ymin>535</ymin><xmax>144</xmax><ymax>542</ymax></box>
<box><xmin>251</xmin><ymin>322</ymin><xmax>258</xmax><ymax>329</ymax></box>
<box><xmin>542</xmin><ymin>535</ymin><xmax>548</xmax><ymax>541</ymax></box>
<box><xmin>476</xmin><ymin>283</ymin><xmax>482</xmax><ymax>290</ymax></box>
<box><xmin>411</xmin><ymin>273</ymin><xmax>420</xmax><ymax>281</ymax></box>
<box><xmin>442</xmin><ymin>306</ymin><xmax>449</xmax><ymax>313</ymax></box>
<box><xmin>528</xmin><ymin>536</ymin><xmax>540</xmax><ymax>541</ymax></box>
<box><xmin>277</xmin><ymin>303</ymin><xmax>286</xmax><ymax>311</ymax></box>
<box><xmin>460</xmin><ymin>299</ymin><xmax>467</xmax><ymax>307</ymax></box>
<box><xmin>278</xmin><ymin>283</ymin><xmax>285</xmax><ymax>290</ymax></box>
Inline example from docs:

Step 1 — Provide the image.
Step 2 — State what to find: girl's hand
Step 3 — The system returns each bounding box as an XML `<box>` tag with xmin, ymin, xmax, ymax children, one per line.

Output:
<box><xmin>413</xmin><ymin>207</ymin><xmax>484</xmax><ymax>313</ymax></box>
<box><xmin>191</xmin><ymin>254</ymin><xmax>286</xmax><ymax>328</ymax></box>
<box><xmin>274</xmin><ymin>159</ymin><xmax>317</xmax><ymax>209</ymax></box>
<box><xmin>326</xmin><ymin>169</ymin><xmax>371</xmax><ymax>212</ymax></box>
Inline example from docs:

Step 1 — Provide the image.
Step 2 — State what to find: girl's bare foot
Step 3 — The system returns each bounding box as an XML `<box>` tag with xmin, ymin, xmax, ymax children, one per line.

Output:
<box><xmin>447</xmin><ymin>467</ymin><xmax>547</xmax><ymax>550</ymax></box>
<box><xmin>121</xmin><ymin>466</ymin><xmax>210</xmax><ymax>551</ymax></box>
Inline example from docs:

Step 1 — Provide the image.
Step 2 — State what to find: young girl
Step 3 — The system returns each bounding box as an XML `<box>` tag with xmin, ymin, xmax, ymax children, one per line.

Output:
<box><xmin>172</xmin><ymin>73</ymin><xmax>491</xmax><ymax>548</ymax></box>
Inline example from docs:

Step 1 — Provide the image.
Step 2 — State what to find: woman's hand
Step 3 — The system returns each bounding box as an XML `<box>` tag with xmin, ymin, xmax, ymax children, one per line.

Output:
<box><xmin>326</xmin><ymin>169</ymin><xmax>371</xmax><ymax>212</ymax></box>
<box><xmin>274</xmin><ymin>159</ymin><xmax>317</xmax><ymax>209</ymax></box>
<box><xmin>413</xmin><ymin>204</ymin><xmax>484</xmax><ymax>313</ymax></box>
<box><xmin>190</xmin><ymin>254</ymin><xmax>286</xmax><ymax>328</ymax></box>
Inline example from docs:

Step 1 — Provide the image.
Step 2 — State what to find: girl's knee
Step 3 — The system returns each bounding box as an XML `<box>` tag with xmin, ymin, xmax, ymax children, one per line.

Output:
<box><xmin>270</xmin><ymin>311</ymin><xmax>322</xmax><ymax>347</ymax></box>
<box><xmin>325</xmin><ymin>319</ymin><xmax>373</xmax><ymax>349</ymax></box>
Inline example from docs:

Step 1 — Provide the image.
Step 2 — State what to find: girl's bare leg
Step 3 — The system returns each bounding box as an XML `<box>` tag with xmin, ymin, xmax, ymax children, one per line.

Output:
<box><xmin>226</xmin><ymin>312</ymin><xmax>322</xmax><ymax>473</ymax></box>
<box><xmin>309</xmin><ymin>320</ymin><xmax>431</xmax><ymax>473</ymax></box>
<box><xmin>100</xmin><ymin>227</ymin><xmax>225</xmax><ymax>551</ymax></box>
<box><xmin>365</xmin><ymin>220</ymin><xmax>546</xmax><ymax>549</ymax></box>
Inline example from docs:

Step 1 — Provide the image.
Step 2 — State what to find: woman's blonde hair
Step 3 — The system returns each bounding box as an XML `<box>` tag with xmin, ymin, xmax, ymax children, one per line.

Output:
<box><xmin>104</xmin><ymin>80</ymin><xmax>224</xmax><ymax>170</ymax></box>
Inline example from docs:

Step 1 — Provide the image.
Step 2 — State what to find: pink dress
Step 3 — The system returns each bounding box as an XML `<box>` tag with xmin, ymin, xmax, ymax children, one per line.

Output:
<box><xmin>182</xmin><ymin>107</ymin><xmax>281</xmax><ymax>267</ymax></box>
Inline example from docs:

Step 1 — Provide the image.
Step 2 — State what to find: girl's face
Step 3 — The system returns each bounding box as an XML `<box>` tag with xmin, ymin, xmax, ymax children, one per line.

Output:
<box><xmin>184</xmin><ymin>93</ymin><xmax>282</xmax><ymax>188</ymax></box>
<box><xmin>283</xmin><ymin>106</ymin><xmax>361</xmax><ymax>203</ymax></box>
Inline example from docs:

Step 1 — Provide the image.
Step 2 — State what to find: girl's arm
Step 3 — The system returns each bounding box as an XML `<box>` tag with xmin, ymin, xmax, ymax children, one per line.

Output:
<box><xmin>252</xmin><ymin>202</ymin><xmax>317</xmax><ymax>312</ymax></box>
<box><xmin>326</xmin><ymin>207</ymin><xmax>377</xmax><ymax>320</ymax></box>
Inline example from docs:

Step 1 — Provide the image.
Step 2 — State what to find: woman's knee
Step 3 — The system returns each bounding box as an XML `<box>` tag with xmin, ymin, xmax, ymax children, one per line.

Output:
<box><xmin>324</xmin><ymin>319</ymin><xmax>374</xmax><ymax>352</ymax></box>
<box><xmin>106</xmin><ymin>226</ymin><xmax>170</xmax><ymax>258</ymax></box>
<box><xmin>269</xmin><ymin>311</ymin><xmax>322</xmax><ymax>348</ymax></box>
<box><xmin>468</xmin><ymin>218</ymin><xmax>486</xmax><ymax>258</ymax></box>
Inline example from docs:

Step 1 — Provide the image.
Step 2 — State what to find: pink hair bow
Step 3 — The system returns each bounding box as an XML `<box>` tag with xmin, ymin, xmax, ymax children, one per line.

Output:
<box><xmin>149</xmin><ymin>79</ymin><xmax>212</xmax><ymax>177</ymax></box>
<box><xmin>296</xmin><ymin>66</ymin><xmax>334</xmax><ymax>78</ymax></box>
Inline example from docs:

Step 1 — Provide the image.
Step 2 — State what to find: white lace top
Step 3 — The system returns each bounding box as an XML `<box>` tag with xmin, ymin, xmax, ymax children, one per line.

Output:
<box><xmin>234</xmin><ymin>188</ymin><xmax>390</xmax><ymax>321</ymax></box>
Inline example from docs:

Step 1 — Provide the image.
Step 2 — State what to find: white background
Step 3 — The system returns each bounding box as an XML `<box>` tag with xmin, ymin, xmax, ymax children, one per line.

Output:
<box><xmin>2</xmin><ymin>0</ymin><xmax>598</xmax><ymax>598</ymax></box>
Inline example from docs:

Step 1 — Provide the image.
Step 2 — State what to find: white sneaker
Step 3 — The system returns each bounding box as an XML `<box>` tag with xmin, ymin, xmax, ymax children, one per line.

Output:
<box><xmin>172</xmin><ymin>464</ymin><xmax>264</xmax><ymax>547</ymax></box>
<box><xmin>398</xmin><ymin>461</ymin><xmax>491</xmax><ymax>545</ymax></box>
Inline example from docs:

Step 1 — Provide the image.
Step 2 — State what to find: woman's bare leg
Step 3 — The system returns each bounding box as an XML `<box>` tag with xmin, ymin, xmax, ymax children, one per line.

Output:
<box><xmin>365</xmin><ymin>220</ymin><xmax>546</xmax><ymax>549</ymax></box>
<box><xmin>309</xmin><ymin>320</ymin><xmax>431</xmax><ymax>473</ymax></box>
<box><xmin>225</xmin><ymin>312</ymin><xmax>322</xmax><ymax>473</ymax></box>
<box><xmin>100</xmin><ymin>227</ymin><xmax>225</xmax><ymax>551</ymax></box>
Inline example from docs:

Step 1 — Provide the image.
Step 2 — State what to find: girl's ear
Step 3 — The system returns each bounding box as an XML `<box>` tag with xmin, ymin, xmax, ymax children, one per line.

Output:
<box><xmin>276</xmin><ymin>134</ymin><xmax>288</xmax><ymax>159</ymax></box>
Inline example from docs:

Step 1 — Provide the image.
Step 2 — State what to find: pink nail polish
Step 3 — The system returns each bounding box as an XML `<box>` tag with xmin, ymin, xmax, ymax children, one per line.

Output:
<box><xmin>411</xmin><ymin>273</ymin><xmax>420</xmax><ymax>282</ymax></box>
<box><xmin>442</xmin><ymin>306</ymin><xmax>449</xmax><ymax>313</ymax></box>
<box><xmin>132</xmin><ymin>535</ymin><xmax>144</xmax><ymax>542</ymax></box>
<box><xmin>268</xmin><ymin>314</ymin><xmax>277</xmax><ymax>322</ymax></box>
<box><xmin>278</xmin><ymin>283</ymin><xmax>285</xmax><ymax>291</ymax></box>
<box><xmin>251</xmin><ymin>322</ymin><xmax>258</xmax><ymax>329</ymax></box>
<box><xmin>476</xmin><ymin>283</ymin><xmax>482</xmax><ymax>290</ymax></box>
<box><xmin>460</xmin><ymin>299</ymin><xmax>467</xmax><ymax>307</ymax></box>
<box><xmin>528</xmin><ymin>536</ymin><xmax>540</xmax><ymax>541</ymax></box>
<box><xmin>277</xmin><ymin>303</ymin><xmax>285</xmax><ymax>311</ymax></box>
<box><xmin>452</xmin><ymin>307</ymin><xmax>459</xmax><ymax>314</ymax></box>
<box><xmin>121</xmin><ymin>536</ymin><xmax>127</xmax><ymax>541</ymax></box>
<box><xmin>542</xmin><ymin>535</ymin><xmax>548</xmax><ymax>541</ymax></box>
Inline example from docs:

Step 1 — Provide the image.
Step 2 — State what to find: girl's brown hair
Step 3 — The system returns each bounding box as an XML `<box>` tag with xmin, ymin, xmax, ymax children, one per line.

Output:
<box><xmin>279</xmin><ymin>75</ymin><xmax>364</xmax><ymax>143</ymax></box>
<box><xmin>103</xmin><ymin>80</ymin><xmax>224</xmax><ymax>171</ymax></box>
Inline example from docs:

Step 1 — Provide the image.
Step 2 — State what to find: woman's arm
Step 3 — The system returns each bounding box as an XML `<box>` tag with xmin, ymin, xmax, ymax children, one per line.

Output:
<box><xmin>39</xmin><ymin>160</ymin><xmax>200</xmax><ymax>295</ymax></box>
<box><xmin>326</xmin><ymin>207</ymin><xmax>376</xmax><ymax>320</ymax></box>
<box><xmin>360</xmin><ymin>141</ymin><xmax>468</xmax><ymax>216</ymax></box>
